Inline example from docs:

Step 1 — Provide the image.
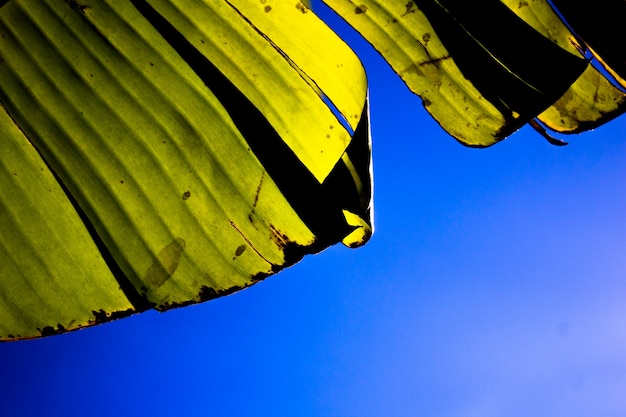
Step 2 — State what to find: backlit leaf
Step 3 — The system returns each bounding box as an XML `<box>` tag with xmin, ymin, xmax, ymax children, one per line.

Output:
<box><xmin>0</xmin><ymin>0</ymin><xmax>371</xmax><ymax>340</ymax></box>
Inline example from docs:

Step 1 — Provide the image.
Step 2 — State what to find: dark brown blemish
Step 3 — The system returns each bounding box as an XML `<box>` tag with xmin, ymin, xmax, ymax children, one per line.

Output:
<box><xmin>90</xmin><ymin>308</ymin><xmax>135</xmax><ymax>325</ymax></box>
<box><xmin>182</xmin><ymin>190</ymin><xmax>191</xmax><ymax>200</ymax></box>
<box><xmin>403</xmin><ymin>1</ymin><xmax>416</xmax><ymax>16</ymax></box>
<box><xmin>198</xmin><ymin>284</ymin><xmax>243</xmax><ymax>302</ymax></box>
<box><xmin>253</xmin><ymin>172</ymin><xmax>264</xmax><ymax>209</ymax></box>
<box><xmin>269</xmin><ymin>224</ymin><xmax>289</xmax><ymax>249</ymax></box>
<box><xmin>355</xmin><ymin>4</ymin><xmax>367</xmax><ymax>14</ymax></box>
<box><xmin>39</xmin><ymin>324</ymin><xmax>66</xmax><ymax>337</ymax></box>
<box><xmin>269</xmin><ymin>224</ymin><xmax>308</xmax><ymax>267</ymax></box>
<box><xmin>264</xmin><ymin>5</ymin><xmax>271</xmax><ymax>12</ymax></box>
<box><xmin>419</xmin><ymin>55</ymin><xmax>451</xmax><ymax>67</ymax></box>
<box><xmin>235</xmin><ymin>244</ymin><xmax>246</xmax><ymax>257</ymax></box>
<box><xmin>66</xmin><ymin>0</ymin><xmax>89</xmax><ymax>13</ymax></box>
<box><xmin>296</xmin><ymin>2</ymin><xmax>307</xmax><ymax>13</ymax></box>
<box><xmin>248</xmin><ymin>172</ymin><xmax>265</xmax><ymax>224</ymax></box>
<box><xmin>251</xmin><ymin>270</ymin><xmax>271</xmax><ymax>283</ymax></box>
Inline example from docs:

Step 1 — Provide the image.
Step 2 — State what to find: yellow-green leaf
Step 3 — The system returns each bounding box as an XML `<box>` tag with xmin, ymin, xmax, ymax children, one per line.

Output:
<box><xmin>0</xmin><ymin>0</ymin><xmax>371</xmax><ymax>340</ymax></box>
<box><xmin>502</xmin><ymin>0</ymin><xmax>626</xmax><ymax>133</ymax></box>
<box><xmin>0</xmin><ymin>105</ymin><xmax>134</xmax><ymax>340</ymax></box>
<box><xmin>322</xmin><ymin>0</ymin><xmax>589</xmax><ymax>146</ymax></box>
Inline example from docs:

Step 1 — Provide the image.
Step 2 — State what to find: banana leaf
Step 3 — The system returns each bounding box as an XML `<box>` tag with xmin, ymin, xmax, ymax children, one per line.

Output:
<box><xmin>2</xmin><ymin>0</ymin><xmax>625</xmax><ymax>341</ymax></box>
<box><xmin>322</xmin><ymin>0</ymin><xmax>626</xmax><ymax>145</ymax></box>
<box><xmin>0</xmin><ymin>0</ymin><xmax>372</xmax><ymax>340</ymax></box>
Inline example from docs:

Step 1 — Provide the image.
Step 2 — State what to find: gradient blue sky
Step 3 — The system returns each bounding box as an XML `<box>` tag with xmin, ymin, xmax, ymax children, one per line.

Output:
<box><xmin>2</xmin><ymin>4</ymin><xmax>626</xmax><ymax>417</ymax></box>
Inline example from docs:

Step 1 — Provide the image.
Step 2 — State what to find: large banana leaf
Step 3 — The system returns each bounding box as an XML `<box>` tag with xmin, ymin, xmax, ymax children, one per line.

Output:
<box><xmin>2</xmin><ymin>0</ymin><xmax>625</xmax><ymax>341</ymax></box>
<box><xmin>0</xmin><ymin>0</ymin><xmax>372</xmax><ymax>340</ymax></box>
<box><xmin>322</xmin><ymin>0</ymin><xmax>626</xmax><ymax>145</ymax></box>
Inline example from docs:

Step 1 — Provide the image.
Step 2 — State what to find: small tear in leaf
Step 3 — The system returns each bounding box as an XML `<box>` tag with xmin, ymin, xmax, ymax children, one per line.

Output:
<box><xmin>341</xmin><ymin>210</ymin><xmax>372</xmax><ymax>248</ymax></box>
<box><xmin>530</xmin><ymin>119</ymin><xmax>568</xmax><ymax>146</ymax></box>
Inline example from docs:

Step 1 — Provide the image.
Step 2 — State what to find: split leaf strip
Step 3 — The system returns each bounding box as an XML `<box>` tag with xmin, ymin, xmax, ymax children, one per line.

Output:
<box><xmin>413</xmin><ymin>0</ymin><xmax>588</xmax><ymax>131</ymax></box>
<box><xmin>322</xmin><ymin>0</ymin><xmax>626</xmax><ymax>144</ymax></box>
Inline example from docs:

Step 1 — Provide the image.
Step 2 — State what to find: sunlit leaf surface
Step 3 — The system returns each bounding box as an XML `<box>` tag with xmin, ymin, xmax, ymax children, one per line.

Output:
<box><xmin>0</xmin><ymin>0</ymin><xmax>371</xmax><ymax>340</ymax></box>
<box><xmin>1</xmin><ymin>0</ymin><xmax>624</xmax><ymax>341</ymax></box>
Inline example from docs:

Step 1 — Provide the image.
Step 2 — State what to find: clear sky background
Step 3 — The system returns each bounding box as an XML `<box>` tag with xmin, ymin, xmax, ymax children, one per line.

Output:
<box><xmin>2</xmin><ymin>4</ymin><xmax>626</xmax><ymax>417</ymax></box>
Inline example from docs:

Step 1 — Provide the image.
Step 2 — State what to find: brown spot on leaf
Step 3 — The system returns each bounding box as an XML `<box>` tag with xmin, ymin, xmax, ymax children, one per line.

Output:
<box><xmin>66</xmin><ymin>0</ymin><xmax>89</xmax><ymax>13</ymax></box>
<box><xmin>199</xmin><ymin>284</ymin><xmax>244</xmax><ymax>301</ymax></box>
<box><xmin>251</xmin><ymin>270</ymin><xmax>271</xmax><ymax>283</ymax></box>
<box><xmin>198</xmin><ymin>285</ymin><xmax>219</xmax><ymax>302</ymax></box>
<box><xmin>403</xmin><ymin>1</ymin><xmax>416</xmax><ymax>15</ymax></box>
<box><xmin>269</xmin><ymin>224</ymin><xmax>289</xmax><ymax>249</ymax></box>
<box><xmin>248</xmin><ymin>172</ymin><xmax>265</xmax><ymax>224</ymax></box>
<box><xmin>182</xmin><ymin>190</ymin><xmax>191</xmax><ymax>200</ymax></box>
<box><xmin>39</xmin><ymin>324</ymin><xmax>65</xmax><ymax>337</ymax></box>
<box><xmin>269</xmin><ymin>225</ymin><xmax>307</xmax><ymax>266</ymax></box>
<box><xmin>355</xmin><ymin>4</ymin><xmax>367</xmax><ymax>13</ymax></box>
<box><xmin>90</xmin><ymin>308</ymin><xmax>135</xmax><ymax>325</ymax></box>
<box><xmin>253</xmin><ymin>172</ymin><xmax>264</xmax><ymax>209</ymax></box>
<box><xmin>264</xmin><ymin>5</ymin><xmax>271</xmax><ymax>12</ymax></box>
<box><xmin>235</xmin><ymin>244</ymin><xmax>246</xmax><ymax>257</ymax></box>
<box><xmin>296</xmin><ymin>2</ymin><xmax>308</xmax><ymax>13</ymax></box>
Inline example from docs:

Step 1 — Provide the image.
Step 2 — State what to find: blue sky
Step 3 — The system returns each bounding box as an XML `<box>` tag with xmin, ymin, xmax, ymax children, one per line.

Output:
<box><xmin>2</xmin><ymin>4</ymin><xmax>626</xmax><ymax>417</ymax></box>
